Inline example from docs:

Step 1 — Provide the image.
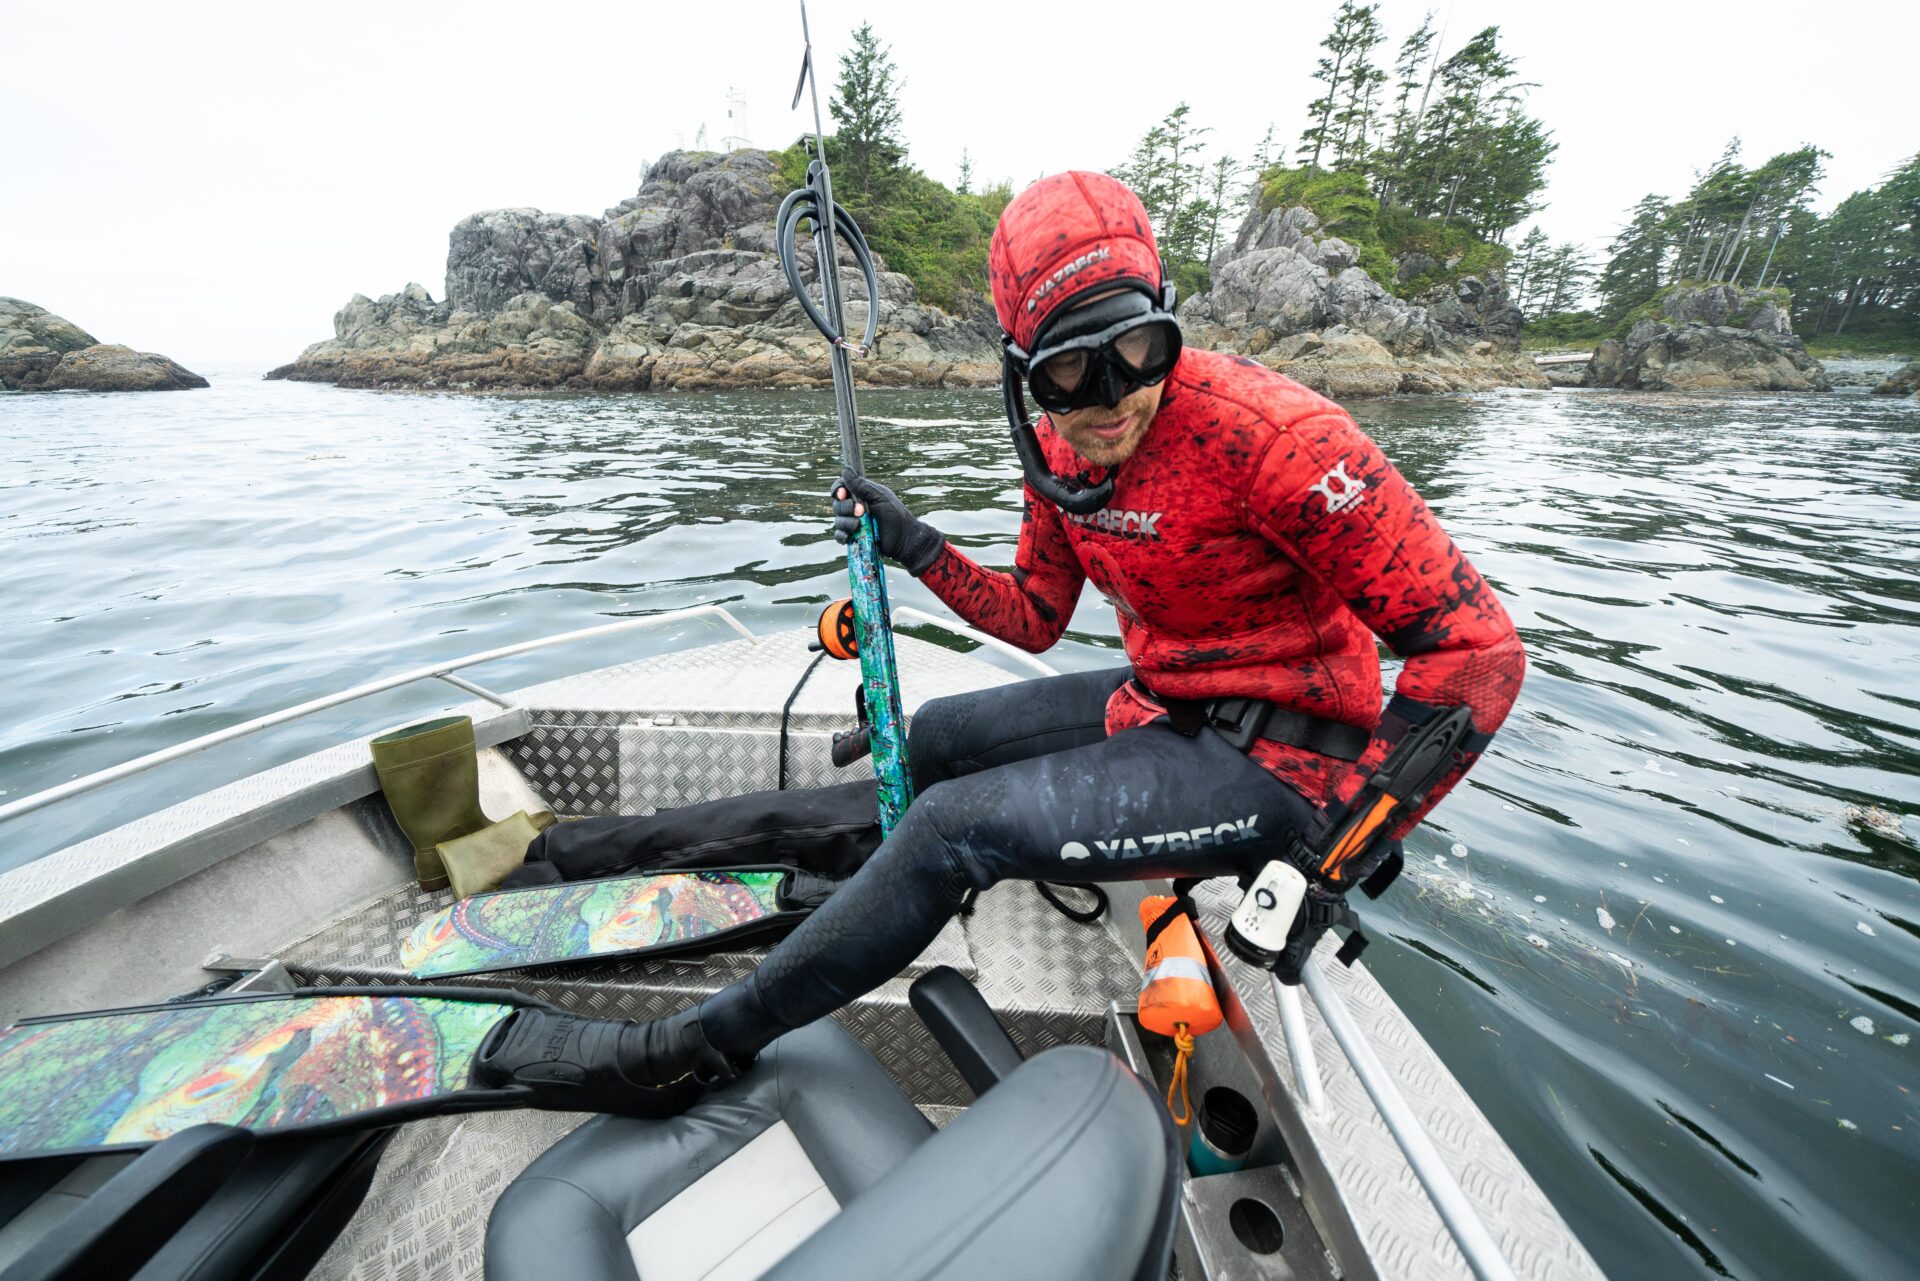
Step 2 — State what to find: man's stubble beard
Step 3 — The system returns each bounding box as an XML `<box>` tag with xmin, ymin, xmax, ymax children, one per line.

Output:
<box><xmin>1053</xmin><ymin>382</ymin><xmax>1164</xmax><ymax>469</ymax></box>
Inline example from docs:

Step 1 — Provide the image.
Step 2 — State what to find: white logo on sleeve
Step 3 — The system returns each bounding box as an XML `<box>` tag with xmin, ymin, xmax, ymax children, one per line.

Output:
<box><xmin>1309</xmin><ymin>461</ymin><xmax>1367</xmax><ymax>514</ymax></box>
<box><xmin>1060</xmin><ymin>841</ymin><xmax>1092</xmax><ymax>860</ymax></box>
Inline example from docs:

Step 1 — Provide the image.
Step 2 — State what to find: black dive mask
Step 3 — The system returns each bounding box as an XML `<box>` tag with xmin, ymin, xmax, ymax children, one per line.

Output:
<box><xmin>1018</xmin><ymin>287</ymin><xmax>1183</xmax><ymax>414</ymax></box>
<box><xmin>1002</xmin><ymin>279</ymin><xmax>1181</xmax><ymax>516</ymax></box>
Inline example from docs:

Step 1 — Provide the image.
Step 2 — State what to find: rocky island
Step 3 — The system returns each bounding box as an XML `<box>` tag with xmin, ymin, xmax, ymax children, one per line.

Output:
<box><xmin>1180</xmin><ymin>203</ymin><xmax>1545</xmax><ymax>397</ymax></box>
<box><xmin>272</xmin><ymin>151</ymin><xmax>1000</xmax><ymax>392</ymax></box>
<box><xmin>275</xmin><ymin>150</ymin><xmax>1550</xmax><ymax>398</ymax></box>
<box><xmin>1584</xmin><ymin>283</ymin><xmax>1829</xmax><ymax>391</ymax></box>
<box><xmin>1</xmin><ymin>298</ymin><xmax>207</xmax><ymax>392</ymax></box>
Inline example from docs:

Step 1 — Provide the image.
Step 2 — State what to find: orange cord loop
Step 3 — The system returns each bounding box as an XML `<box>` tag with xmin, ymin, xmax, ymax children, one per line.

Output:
<box><xmin>1166</xmin><ymin>1023</ymin><xmax>1196</xmax><ymax>1125</ymax></box>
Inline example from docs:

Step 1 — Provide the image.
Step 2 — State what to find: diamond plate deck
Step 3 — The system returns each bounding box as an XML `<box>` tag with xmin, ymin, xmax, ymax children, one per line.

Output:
<box><xmin>277</xmin><ymin>877</ymin><xmax>975</xmax><ymax>992</ymax></box>
<box><xmin>311</xmin><ymin>1109</ymin><xmax>589</xmax><ymax>1281</ymax></box>
<box><xmin>274</xmin><ymin>875</ymin><xmax>1133</xmax><ymax>1114</ymax></box>
<box><xmin>501</xmin><ymin>630</ymin><xmax>1018</xmax><ymax>818</ymax></box>
<box><xmin>0</xmin><ymin>700</ymin><xmax>528</xmax><ymax>970</ymax></box>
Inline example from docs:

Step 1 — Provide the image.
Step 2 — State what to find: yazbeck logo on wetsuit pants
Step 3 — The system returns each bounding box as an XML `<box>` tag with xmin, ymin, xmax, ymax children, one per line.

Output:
<box><xmin>1060</xmin><ymin>815</ymin><xmax>1261</xmax><ymax>861</ymax></box>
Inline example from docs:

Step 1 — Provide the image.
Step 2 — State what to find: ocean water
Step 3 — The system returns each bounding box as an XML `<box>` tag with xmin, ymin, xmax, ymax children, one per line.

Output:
<box><xmin>2</xmin><ymin>368</ymin><xmax>1916</xmax><ymax>1279</ymax></box>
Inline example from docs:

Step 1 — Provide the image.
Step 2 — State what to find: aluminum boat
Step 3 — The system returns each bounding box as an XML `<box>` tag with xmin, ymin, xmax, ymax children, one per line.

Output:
<box><xmin>0</xmin><ymin>606</ymin><xmax>1603</xmax><ymax>1281</ymax></box>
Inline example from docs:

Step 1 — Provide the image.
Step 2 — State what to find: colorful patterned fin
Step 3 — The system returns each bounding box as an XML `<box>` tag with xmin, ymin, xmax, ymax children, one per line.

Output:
<box><xmin>400</xmin><ymin>869</ymin><xmax>796</xmax><ymax>979</ymax></box>
<box><xmin>0</xmin><ymin>990</ymin><xmax>521</xmax><ymax>1161</ymax></box>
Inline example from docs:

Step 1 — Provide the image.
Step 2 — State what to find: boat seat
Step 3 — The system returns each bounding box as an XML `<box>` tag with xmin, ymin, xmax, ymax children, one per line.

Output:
<box><xmin>485</xmin><ymin>998</ymin><xmax>1179</xmax><ymax>1281</ymax></box>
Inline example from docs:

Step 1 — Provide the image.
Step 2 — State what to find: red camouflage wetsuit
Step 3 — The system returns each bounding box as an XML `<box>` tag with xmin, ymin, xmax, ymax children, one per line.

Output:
<box><xmin>921</xmin><ymin>345</ymin><xmax>1526</xmax><ymax>830</ymax></box>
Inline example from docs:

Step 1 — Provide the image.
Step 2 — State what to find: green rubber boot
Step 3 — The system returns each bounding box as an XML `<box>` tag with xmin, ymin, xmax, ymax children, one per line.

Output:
<box><xmin>438</xmin><ymin>810</ymin><xmax>557</xmax><ymax>899</ymax></box>
<box><xmin>370</xmin><ymin>715</ymin><xmax>492</xmax><ymax>890</ymax></box>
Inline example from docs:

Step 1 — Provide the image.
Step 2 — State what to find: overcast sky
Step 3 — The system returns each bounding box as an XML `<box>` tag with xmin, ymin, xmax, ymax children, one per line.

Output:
<box><xmin>4</xmin><ymin>0</ymin><xmax>1913</xmax><ymax>368</ymax></box>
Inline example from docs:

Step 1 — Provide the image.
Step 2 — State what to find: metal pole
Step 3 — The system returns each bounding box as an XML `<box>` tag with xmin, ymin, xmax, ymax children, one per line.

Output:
<box><xmin>0</xmin><ymin>605</ymin><xmax>753</xmax><ymax>824</ymax></box>
<box><xmin>434</xmin><ymin>673</ymin><xmax>516</xmax><ymax>708</ymax></box>
<box><xmin>1270</xmin><ymin>973</ymin><xmax>1327</xmax><ymax>1113</ymax></box>
<box><xmin>1301</xmin><ymin>957</ymin><xmax>1520</xmax><ymax>1281</ymax></box>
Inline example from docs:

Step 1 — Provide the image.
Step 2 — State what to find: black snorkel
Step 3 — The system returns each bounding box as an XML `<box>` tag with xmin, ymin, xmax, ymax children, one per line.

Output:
<box><xmin>1002</xmin><ymin>353</ymin><xmax>1115</xmax><ymax>516</ymax></box>
<box><xmin>1001</xmin><ymin>273</ymin><xmax>1180</xmax><ymax>517</ymax></box>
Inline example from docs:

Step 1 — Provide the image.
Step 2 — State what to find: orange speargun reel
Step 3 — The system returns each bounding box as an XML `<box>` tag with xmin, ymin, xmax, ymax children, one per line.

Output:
<box><xmin>1137</xmin><ymin>893</ymin><xmax>1223</xmax><ymax>1125</ymax></box>
<box><xmin>810</xmin><ymin>598</ymin><xmax>872</xmax><ymax>766</ymax></box>
<box><xmin>813</xmin><ymin>597</ymin><xmax>859</xmax><ymax>660</ymax></box>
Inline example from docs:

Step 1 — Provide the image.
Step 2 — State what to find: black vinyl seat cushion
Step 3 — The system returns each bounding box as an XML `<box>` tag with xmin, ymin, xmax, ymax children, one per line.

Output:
<box><xmin>485</xmin><ymin>1017</ymin><xmax>932</xmax><ymax>1281</ymax></box>
<box><xmin>763</xmin><ymin>1045</ymin><xmax>1177</xmax><ymax>1281</ymax></box>
<box><xmin>132</xmin><ymin>1130</ymin><xmax>395</xmax><ymax>1281</ymax></box>
<box><xmin>487</xmin><ymin>1022</ymin><xmax>1177</xmax><ymax>1281</ymax></box>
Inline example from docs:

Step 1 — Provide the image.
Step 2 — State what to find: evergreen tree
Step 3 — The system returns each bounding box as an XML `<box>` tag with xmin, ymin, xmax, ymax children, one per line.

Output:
<box><xmin>1113</xmin><ymin>105</ymin><xmax>1216</xmax><ymax>296</ymax></box>
<box><xmin>1509</xmin><ymin>225</ymin><xmax>1550</xmax><ymax>313</ymax></box>
<box><xmin>1651</xmin><ymin>141</ymin><xmax>1831</xmax><ymax>296</ymax></box>
<box><xmin>828</xmin><ymin>22</ymin><xmax>906</xmax><ymax>212</ymax></box>
<box><xmin>1534</xmin><ymin>243</ymin><xmax>1595</xmax><ymax>319</ymax></box>
<box><xmin>1463</xmin><ymin>97</ymin><xmax>1554</xmax><ymax>239</ymax></box>
<box><xmin>1374</xmin><ymin>10</ymin><xmax>1439</xmax><ymax>205</ymax></box>
<box><xmin>1728</xmin><ymin>145</ymin><xmax>1826</xmax><ymax>287</ymax></box>
<box><xmin>1670</xmin><ymin>139</ymin><xmax>1747</xmax><ymax>282</ymax></box>
<box><xmin>1411</xmin><ymin>28</ymin><xmax>1518</xmax><ymax>222</ymax></box>
<box><xmin>1329</xmin><ymin>5</ymin><xmax>1388</xmax><ymax>172</ymax></box>
<box><xmin>1595</xmin><ymin>194</ymin><xmax>1674</xmax><ymax>322</ymax></box>
<box><xmin>1158</xmin><ymin>103</ymin><xmax>1211</xmax><ymax>263</ymax></box>
<box><xmin>1204</xmin><ymin>154</ymin><xmax>1242</xmax><ymax>267</ymax></box>
<box><xmin>1879</xmin><ymin>153</ymin><xmax>1920</xmax><ymax>312</ymax></box>
<box><xmin>956</xmin><ymin>148</ymin><xmax>973</xmax><ymax>195</ymax></box>
<box><xmin>1252</xmin><ymin>124</ymin><xmax>1278</xmax><ymax>172</ymax></box>
<box><xmin>1787</xmin><ymin>158</ymin><xmax>1919</xmax><ymax>336</ymax></box>
<box><xmin>1114</xmin><ymin>105</ymin><xmax>1211</xmax><ymax>252</ymax></box>
<box><xmin>1285</xmin><ymin>16</ymin><xmax>1548</xmax><ymax>243</ymax></box>
<box><xmin>1298</xmin><ymin>3</ymin><xmax>1382</xmax><ymax>174</ymax></box>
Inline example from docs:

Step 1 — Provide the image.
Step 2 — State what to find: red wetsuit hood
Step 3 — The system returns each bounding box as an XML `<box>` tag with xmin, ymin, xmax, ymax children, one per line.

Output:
<box><xmin>989</xmin><ymin>172</ymin><xmax>1165</xmax><ymax>351</ymax></box>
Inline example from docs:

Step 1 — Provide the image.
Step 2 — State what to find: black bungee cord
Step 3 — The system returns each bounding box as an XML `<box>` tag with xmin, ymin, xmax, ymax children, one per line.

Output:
<box><xmin>775</xmin><ymin>184</ymin><xmax>881</xmax><ymax>358</ymax></box>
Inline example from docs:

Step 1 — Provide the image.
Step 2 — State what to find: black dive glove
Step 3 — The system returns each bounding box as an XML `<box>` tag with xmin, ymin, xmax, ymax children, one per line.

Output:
<box><xmin>831</xmin><ymin>469</ymin><xmax>946</xmax><ymax>576</ymax></box>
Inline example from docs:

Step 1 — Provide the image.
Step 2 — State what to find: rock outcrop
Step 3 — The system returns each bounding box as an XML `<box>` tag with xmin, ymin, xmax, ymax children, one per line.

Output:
<box><xmin>1</xmin><ymin>298</ymin><xmax>207</xmax><ymax>391</ymax></box>
<box><xmin>1871</xmin><ymin>361</ymin><xmax>1919</xmax><ymax>397</ymax></box>
<box><xmin>1177</xmin><ymin>202</ymin><xmax>1545</xmax><ymax>397</ymax></box>
<box><xmin>1536</xmin><ymin>357</ymin><xmax>1591</xmax><ymax>388</ymax></box>
<box><xmin>1585</xmin><ymin>284</ymin><xmax>1828</xmax><ymax>391</ymax></box>
<box><xmin>278</xmin><ymin>151</ymin><xmax>1000</xmax><ymax>392</ymax></box>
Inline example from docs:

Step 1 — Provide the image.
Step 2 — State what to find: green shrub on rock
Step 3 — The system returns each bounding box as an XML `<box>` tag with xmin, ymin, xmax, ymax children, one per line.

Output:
<box><xmin>1255</xmin><ymin>166</ymin><xmax>1507</xmax><ymax>296</ymax></box>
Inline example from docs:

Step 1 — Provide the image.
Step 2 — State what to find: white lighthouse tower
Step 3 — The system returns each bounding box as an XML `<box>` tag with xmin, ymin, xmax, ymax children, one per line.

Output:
<box><xmin>721</xmin><ymin>86</ymin><xmax>751</xmax><ymax>152</ymax></box>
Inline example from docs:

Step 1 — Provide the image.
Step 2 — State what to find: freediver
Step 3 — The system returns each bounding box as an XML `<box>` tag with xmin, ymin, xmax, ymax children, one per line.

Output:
<box><xmin>510</xmin><ymin>171</ymin><xmax>1527</xmax><ymax>1097</ymax></box>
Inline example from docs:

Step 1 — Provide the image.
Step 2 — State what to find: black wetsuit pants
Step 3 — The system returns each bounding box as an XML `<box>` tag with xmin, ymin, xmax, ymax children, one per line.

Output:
<box><xmin>693</xmin><ymin>665</ymin><xmax>1319</xmax><ymax>1063</ymax></box>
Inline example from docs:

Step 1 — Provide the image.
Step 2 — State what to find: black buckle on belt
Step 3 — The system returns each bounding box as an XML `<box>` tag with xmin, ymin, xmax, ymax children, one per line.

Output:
<box><xmin>1207</xmin><ymin>697</ymin><xmax>1271</xmax><ymax>752</ymax></box>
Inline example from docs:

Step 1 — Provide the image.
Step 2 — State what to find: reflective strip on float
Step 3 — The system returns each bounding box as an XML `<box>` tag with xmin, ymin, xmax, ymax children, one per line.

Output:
<box><xmin>1141</xmin><ymin>956</ymin><xmax>1212</xmax><ymax>988</ymax></box>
